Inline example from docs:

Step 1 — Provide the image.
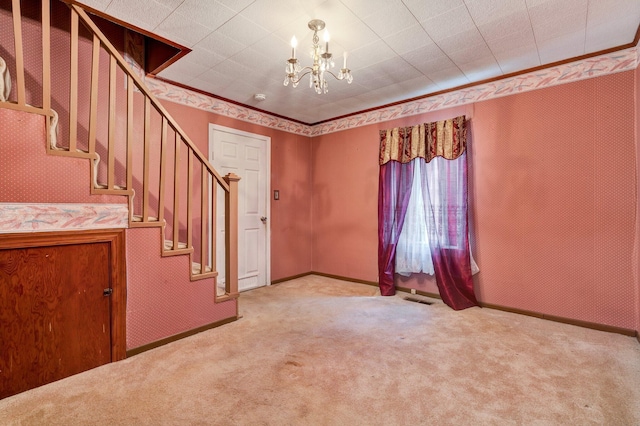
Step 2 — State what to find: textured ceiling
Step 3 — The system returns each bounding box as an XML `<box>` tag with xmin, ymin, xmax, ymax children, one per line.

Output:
<box><xmin>77</xmin><ymin>0</ymin><xmax>640</xmax><ymax>124</ymax></box>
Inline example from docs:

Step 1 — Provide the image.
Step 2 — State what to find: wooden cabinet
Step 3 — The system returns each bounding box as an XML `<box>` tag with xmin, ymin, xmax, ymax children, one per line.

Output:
<box><xmin>0</xmin><ymin>230</ymin><xmax>126</xmax><ymax>399</ymax></box>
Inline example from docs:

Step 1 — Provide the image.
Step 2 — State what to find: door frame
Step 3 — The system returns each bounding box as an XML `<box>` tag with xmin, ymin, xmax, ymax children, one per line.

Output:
<box><xmin>208</xmin><ymin>124</ymin><xmax>271</xmax><ymax>289</ymax></box>
<box><xmin>0</xmin><ymin>229</ymin><xmax>127</xmax><ymax>361</ymax></box>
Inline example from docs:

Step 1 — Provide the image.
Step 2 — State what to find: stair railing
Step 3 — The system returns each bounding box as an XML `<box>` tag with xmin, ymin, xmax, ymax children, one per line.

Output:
<box><xmin>0</xmin><ymin>0</ymin><xmax>239</xmax><ymax>301</ymax></box>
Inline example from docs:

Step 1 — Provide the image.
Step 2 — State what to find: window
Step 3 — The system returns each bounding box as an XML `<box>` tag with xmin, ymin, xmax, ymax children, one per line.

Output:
<box><xmin>395</xmin><ymin>157</ymin><xmax>479</xmax><ymax>277</ymax></box>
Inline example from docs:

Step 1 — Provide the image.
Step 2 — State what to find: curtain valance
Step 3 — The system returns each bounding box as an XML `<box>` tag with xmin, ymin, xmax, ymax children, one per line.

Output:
<box><xmin>379</xmin><ymin>115</ymin><xmax>467</xmax><ymax>165</ymax></box>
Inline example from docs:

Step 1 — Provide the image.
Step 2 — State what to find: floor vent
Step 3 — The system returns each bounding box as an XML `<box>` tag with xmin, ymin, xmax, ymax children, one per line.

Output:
<box><xmin>404</xmin><ymin>297</ymin><xmax>433</xmax><ymax>305</ymax></box>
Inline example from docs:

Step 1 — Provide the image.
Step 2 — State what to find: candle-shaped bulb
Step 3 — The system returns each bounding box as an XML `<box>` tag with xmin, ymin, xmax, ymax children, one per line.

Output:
<box><xmin>343</xmin><ymin>51</ymin><xmax>348</xmax><ymax>68</ymax></box>
<box><xmin>324</xmin><ymin>30</ymin><xmax>330</xmax><ymax>52</ymax></box>
<box><xmin>291</xmin><ymin>36</ymin><xmax>297</xmax><ymax>59</ymax></box>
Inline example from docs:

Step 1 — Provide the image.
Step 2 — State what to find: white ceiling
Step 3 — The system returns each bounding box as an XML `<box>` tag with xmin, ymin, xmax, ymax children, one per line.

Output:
<box><xmin>78</xmin><ymin>0</ymin><xmax>640</xmax><ymax>124</ymax></box>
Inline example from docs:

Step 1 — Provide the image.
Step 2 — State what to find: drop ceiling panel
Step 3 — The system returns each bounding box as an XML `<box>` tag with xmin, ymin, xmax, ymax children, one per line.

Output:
<box><xmin>154</xmin><ymin>12</ymin><xmax>212</xmax><ymax>47</ymax></box>
<box><xmin>537</xmin><ymin>31</ymin><xmax>586</xmax><ymax>64</ymax></box>
<box><xmin>384</xmin><ymin>25</ymin><xmax>434</xmax><ymax>55</ymax></box>
<box><xmin>105</xmin><ymin>0</ymin><xmax>174</xmax><ymax>30</ymax></box>
<box><xmin>476</xmin><ymin>11</ymin><xmax>531</xmax><ymax>42</ymax></box>
<box><xmin>241</xmin><ymin>0</ymin><xmax>307</xmax><ymax>32</ymax></box>
<box><xmin>493</xmin><ymin>46</ymin><xmax>540</xmax><ymax>74</ymax></box>
<box><xmin>217</xmin><ymin>15</ymin><xmax>271</xmax><ymax>47</ymax></box>
<box><xmin>486</xmin><ymin>29</ymin><xmax>537</xmax><ymax>55</ymax></box>
<box><xmin>401</xmin><ymin>0</ymin><xmax>466</xmax><ymax>23</ymax></box>
<box><xmin>181</xmin><ymin>47</ymin><xmax>226</xmax><ymax>69</ymax></box>
<box><xmin>157</xmin><ymin>59</ymin><xmax>209</xmax><ymax>83</ymax></box>
<box><xmin>196</xmin><ymin>32</ymin><xmax>246</xmax><ymax>58</ymax></box>
<box><xmin>360</xmin><ymin>3</ymin><xmax>418</xmax><ymax>38</ymax></box>
<box><xmin>349</xmin><ymin>39</ymin><xmax>397</xmax><ymax>70</ymax></box>
<box><xmin>172</xmin><ymin>0</ymin><xmax>236</xmax><ymax>31</ymax></box>
<box><xmin>422</xmin><ymin>5</ymin><xmax>477</xmax><ymax>40</ymax></box>
<box><xmin>464</xmin><ymin>0</ymin><xmax>528</xmax><ymax>25</ymax></box>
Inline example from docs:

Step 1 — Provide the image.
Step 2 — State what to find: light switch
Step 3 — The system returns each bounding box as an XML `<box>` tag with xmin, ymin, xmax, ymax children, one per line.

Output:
<box><xmin>274</xmin><ymin>190</ymin><xmax>279</xmax><ymax>200</ymax></box>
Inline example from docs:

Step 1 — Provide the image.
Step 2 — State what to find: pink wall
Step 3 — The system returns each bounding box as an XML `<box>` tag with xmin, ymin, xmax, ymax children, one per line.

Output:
<box><xmin>160</xmin><ymin>100</ymin><xmax>313</xmax><ymax>281</ymax></box>
<box><xmin>126</xmin><ymin>227</ymin><xmax>236</xmax><ymax>348</ymax></box>
<box><xmin>636</xmin><ymin>64</ymin><xmax>640</xmax><ymax>337</ymax></box>
<box><xmin>0</xmin><ymin>109</ymin><xmax>124</xmax><ymax>205</ymax></box>
<box><xmin>311</xmin><ymin>72</ymin><xmax>637</xmax><ymax>330</ymax></box>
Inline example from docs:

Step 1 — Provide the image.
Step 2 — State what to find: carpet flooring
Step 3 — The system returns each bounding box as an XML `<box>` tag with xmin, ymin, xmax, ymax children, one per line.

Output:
<box><xmin>1</xmin><ymin>274</ymin><xmax>639</xmax><ymax>425</ymax></box>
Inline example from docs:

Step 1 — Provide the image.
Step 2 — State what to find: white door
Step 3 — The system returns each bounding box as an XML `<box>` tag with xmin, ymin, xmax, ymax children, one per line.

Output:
<box><xmin>209</xmin><ymin>125</ymin><xmax>270</xmax><ymax>292</ymax></box>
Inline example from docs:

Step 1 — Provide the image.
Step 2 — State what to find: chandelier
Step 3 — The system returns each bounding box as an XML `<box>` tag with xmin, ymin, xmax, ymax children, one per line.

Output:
<box><xmin>284</xmin><ymin>19</ymin><xmax>353</xmax><ymax>94</ymax></box>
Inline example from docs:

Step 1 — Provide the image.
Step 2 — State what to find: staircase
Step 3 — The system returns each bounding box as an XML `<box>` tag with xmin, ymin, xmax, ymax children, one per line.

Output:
<box><xmin>0</xmin><ymin>0</ymin><xmax>239</xmax><ymax>301</ymax></box>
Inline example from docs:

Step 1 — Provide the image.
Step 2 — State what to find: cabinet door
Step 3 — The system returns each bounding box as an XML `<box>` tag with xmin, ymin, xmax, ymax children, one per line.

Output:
<box><xmin>0</xmin><ymin>242</ymin><xmax>111</xmax><ymax>399</ymax></box>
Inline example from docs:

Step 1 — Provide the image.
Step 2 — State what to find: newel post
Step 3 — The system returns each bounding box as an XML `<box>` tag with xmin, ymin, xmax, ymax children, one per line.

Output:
<box><xmin>224</xmin><ymin>173</ymin><xmax>241</xmax><ymax>299</ymax></box>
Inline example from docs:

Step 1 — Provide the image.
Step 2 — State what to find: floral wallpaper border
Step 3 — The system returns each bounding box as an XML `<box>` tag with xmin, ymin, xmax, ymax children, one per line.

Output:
<box><xmin>0</xmin><ymin>203</ymin><xmax>129</xmax><ymax>233</ymax></box>
<box><xmin>127</xmin><ymin>33</ymin><xmax>637</xmax><ymax>137</ymax></box>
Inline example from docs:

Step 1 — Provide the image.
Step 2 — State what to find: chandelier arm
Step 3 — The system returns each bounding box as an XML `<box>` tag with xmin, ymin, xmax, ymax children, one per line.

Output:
<box><xmin>323</xmin><ymin>70</ymin><xmax>342</xmax><ymax>80</ymax></box>
<box><xmin>290</xmin><ymin>69</ymin><xmax>313</xmax><ymax>85</ymax></box>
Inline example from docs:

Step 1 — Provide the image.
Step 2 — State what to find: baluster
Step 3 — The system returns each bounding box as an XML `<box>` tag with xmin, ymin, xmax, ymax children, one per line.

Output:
<box><xmin>187</xmin><ymin>149</ymin><xmax>193</xmax><ymax>249</ymax></box>
<box><xmin>107</xmin><ymin>56</ymin><xmax>116</xmax><ymax>189</ymax></box>
<box><xmin>173</xmin><ymin>136</ymin><xmax>181</xmax><ymax>246</ymax></box>
<box><xmin>11</xmin><ymin>0</ymin><xmax>25</xmax><ymax>106</ymax></box>
<box><xmin>69</xmin><ymin>9</ymin><xmax>78</xmax><ymax>152</ymax></box>
<box><xmin>200</xmin><ymin>166</ymin><xmax>208</xmax><ymax>273</ymax></box>
<box><xmin>142</xmin><ymin>98</ymin><xmax>151</xmax><ymax>221</ymax></box>
<box><xmin>158</xmin><ymin>118</ymin><xmax>167</xmax><ymax>224</ymax></box>
<box><xmin>126</xmin><ymin>76</ymin><xmax>133</xmax><ymax>192</ymax></box>
<box><xmin>211</xmin><ymin>179</ymin><xmax>217</xmax><ymax>276</ymax></box>
<box><xmin>88</xmin><ymin>35</ymin><xmax>100</xmax><ymax>155</ymax></box>
<box><xmin>41</xmin><ymin>0</ymin><xmax>51</xmax><ymax>113</ymax></box>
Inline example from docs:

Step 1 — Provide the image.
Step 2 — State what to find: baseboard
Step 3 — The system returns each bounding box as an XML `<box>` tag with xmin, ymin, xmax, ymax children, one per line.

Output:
<box><xmin>126</xmin><ymin>316</ymin><xmax>238</xmax><ymax>357</ymax></box>
<box><xmin>271</xmin><ymin>271</ymin><xmax>313</xmax><ymax>284</ymax></box>
<box><xmin>271</xmin><ymin>271</ymin><xmax>378</xmax><ymax>287</ymax></box>
<box><xmin>309</xmin><ymin>271</ymin><xmax>378</xmax><ymax>287</ymax></box>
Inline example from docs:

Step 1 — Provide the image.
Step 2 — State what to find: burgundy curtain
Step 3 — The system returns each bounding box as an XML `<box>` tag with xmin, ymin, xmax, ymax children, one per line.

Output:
<box><xmin>417</xmin><ymin>155</ymin><xmax>478</xmax><ymax>310</ymax></box>
<box><xmin>377</xmin><ymin>116</ymin><xmax>478</xmax><ymax>310</ymax></box>
<box><xmin>377</xmin><ymin>160</ymin><xmax>414</xmax><ymax>296</ymax></box>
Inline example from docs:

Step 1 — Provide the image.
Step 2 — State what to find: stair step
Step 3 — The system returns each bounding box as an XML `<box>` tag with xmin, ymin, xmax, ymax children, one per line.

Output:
<box><xmin>50</xmin><ymin>146</ymin><xmax>91</xmax><ymax>154</ymax></box>
<box><xmin>191</xmin><ymin>262</ymin><xmax>214</xmax><ymax>275</ymax></box>
<box><xmin>164</xmin><ymin>240</ymin><xmax>188</xmax><ymax>250</ymax></box>
<box><xmin>95</xmin><ymin>183</ymin><xmax>127</xmax><ymax>190</ymax></box>
<box><xmin>131</xmin><ymin>215</ymin><xmax>159</xmax><ymax>222</ymax></box>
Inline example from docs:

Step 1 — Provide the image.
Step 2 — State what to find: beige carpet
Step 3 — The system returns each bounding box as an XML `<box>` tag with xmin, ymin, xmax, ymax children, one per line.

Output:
<box><xmin>1</xmin><ymin>275</ymin><xmax>639</xmax><ymax>425</ymax></box>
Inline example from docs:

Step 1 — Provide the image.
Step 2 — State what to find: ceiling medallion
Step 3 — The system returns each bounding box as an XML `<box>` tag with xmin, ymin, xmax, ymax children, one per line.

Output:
<box><xmin>284</xmin><ymin>19</ymin><xmax>353</xmax><ymax>94</ymax></box>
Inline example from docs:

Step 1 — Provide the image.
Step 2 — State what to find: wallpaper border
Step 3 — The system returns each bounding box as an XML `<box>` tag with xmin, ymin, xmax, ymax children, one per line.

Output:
<box><xmin>0</xmin><ymin>203</ymin><xmax>129</xmax><ymax>233</ymax></box>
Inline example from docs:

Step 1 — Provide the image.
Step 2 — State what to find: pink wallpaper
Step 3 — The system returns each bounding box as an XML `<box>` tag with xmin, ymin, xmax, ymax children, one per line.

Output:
<box><xmin>636</xmin><ymin>64</ymin><xmax>640</xmax><ymax>337</ymax></box>
<box><xmin>0</xmin><ymin>109</ymin><xmax>125</xmax><ymax>205</ymax></box>
<box><xmin>311</xmin><ymin>72</ymin><xmax>638</xmax><ymax>331</ymax></box>
<box><xmin>126</xmin><ymin>227</ymin><xmax>236</xmax><ymax>349</ymax></box>
<box><xmin>471</xmin><ymin>71</ymin><xmax>636</xmax><ymax>329</ymax></box>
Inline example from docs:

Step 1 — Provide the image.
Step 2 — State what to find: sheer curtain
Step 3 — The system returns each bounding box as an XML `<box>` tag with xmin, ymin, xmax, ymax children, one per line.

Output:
<box><xmin>396</xmin><ymin>157</ymin><xmax>479</xmax><ymax>277</ymax></box>
<box><xmin>378</xmin><ymin>116</ymin><xmax>479</xmax><ymax>310</ymax></box>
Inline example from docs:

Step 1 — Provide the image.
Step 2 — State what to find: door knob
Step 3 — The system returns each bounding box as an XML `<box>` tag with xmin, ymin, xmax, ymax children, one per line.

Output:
<box><xmin>260</xmin><ymin>216</ymin><xmax>267</xmax><ymax>223</ymax></box>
